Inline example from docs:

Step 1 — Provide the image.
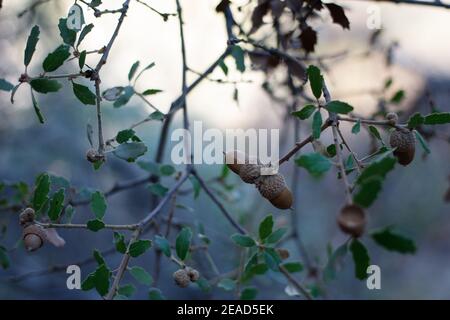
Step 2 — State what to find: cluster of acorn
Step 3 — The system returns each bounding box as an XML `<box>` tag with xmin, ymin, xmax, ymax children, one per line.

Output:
<box><xmin>387</xmin><ymin>112</ymin><xmax>416</xmax><ymax>166</ymax></box>
<box><xmin>224</xmin><ymin>151</ymin><xmax>293</xmax><ymax>210</ymax></box>
<box><xmin>173</xmin><ymin>267</ymin><xmax>200</xmax><ymax>288</ymax></box>
<box><xmin>19</xmin><ymin>208</ymin><xmax>47</xmax><ymax>252</ymax></box>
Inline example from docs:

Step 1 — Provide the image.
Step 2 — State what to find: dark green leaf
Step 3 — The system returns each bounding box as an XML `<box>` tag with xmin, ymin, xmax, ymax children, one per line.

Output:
<box><xmin>217</xmin><ymin>278</ymin><xmax>235</xmax><ymax>291</ymax></box>
<box><xmin>81</xmin><ymin>264</ymin><xmax>111</xmax><ymax>296</ymax></box>
<box><xmin>351</xmin><ymin>120</ymin><xmax>361</xmax><ymax>134</ymax></box>
<box><xmin>72</xmin><ymin>82</ymin><xmax>96</xmax><ymax>105</ymax></box>
<box><xmin>259</xmin><ymin>215</ymin><xmax>273</xmax><ymax>240</ymax></box>
<box><xmin>32</xmin><ymin>173</ymin><xmax>50</xmax><ymax>211</ymax></box>
<box><xmin>295</xmin><ymin>152</ymin><xmax>331</xmax><ymax>178</ymax></box>
<box><xmin>128</xmin><ymin>61</ymin><xmax>140</xmax><ymax>81</ymax></box>
<box><xmin>77</xmin><ymin>23</ymin><xmax>94</xmax><ymax>47</ymax></box>
<box><xmin>90</xmin><ymin>191</ymin><xmax>106</xmax><ymax>219</ymax></box>
<box><xmin>240</xmin><ymin>287</ymin><xmax>258</xmax><ymax>300</ymax></box>
<box><xmin>407</xmin><ymin>112</ymin><xmax>424</xmax><ymax>129</ymax></box>
<box><xmin>231</xmin><ymin>234</ymin><xmax>256</xmax><ymax>247</ymax></box>
<box><xmin>93</xmin><ymin>249</ymin><xmax>106</xmax><ymax>266</ymax></box>
<box><xmin>43</xmin><ymin>45</ymin><xmax>70</xmax><ymax>72</ymax></box>
<box><xmin>357</xmin><ymin>157</ymin><xmax>396</xmax><ymax>185</ymax></box>
<box><xmin>281</xmin><ymin>262</ymin><xmax>303</xmax><ymax>273</ymax></box>
<box><xmin>129</xmin><ymin>240</ymin><xmax>152</xmax><ymax>258</ymax></box>
<box><xmin>148</xmin><ymin>183</ymin><xmax>168</xmax><ymax>197</ymax></box>
<box><xmin>423</xmin><ymin>112</ymin><xmax>450</xmax><ymax>125</ymax></box>
<box><xmin>148</xmin><ymin>111</ymin><xmax>165</xmax><ymax>121</ymax></box>
<box><xmin>130</xmin><ymin>266</ymin><xmax>153</xmax><ymax>286</ymax></box>
<box><xmin>349</xmin><ymin>239</ymin><xmax>370</xmax><ymax>280</ymax></box>
<box><xmin>264</xmin><ymin>247</ymin><xmax>282</xmax><ymax>271</ymax></box>
<box><xmin>326</xmin><ymin>144</ymin><xmax>336</xmax><ymax>157</ymax></box>
<box><xmin>353</xmin><ymin>178</ymin><xmax>382</xmax><ymax>208</ymax></box>
<box><xmin>154</xmin><ymin>235</ymin><xmax>171</xmax><ymax>257</ymax></box>
<box><xmin>0</xmin><ymin>79</ymin><xmax>14</xmax><ymax>92</ymax></box>
<box><xmin>113</xmin><ymin>86</ymin><xmax>134</xmax><ymax>108</ymax></box>
<box><xmin>231</xmin><ymin>46</ymin><xmax>245</xmax><ymax>72</ymax></box>
<box><xmin>219</xmin><ymin>59</ymin><xmax>228</xmax><ymax>75</ymax></box>
<box><xmin>390</xmin><ymin>90</ymin><xmax>405</xmax><ymax>104</ymax></box>
<box><xmin>266</xmin><ymin>227</ymin><xmax>287</xmax><ymax>244</ymax></box>
<box><xmin>30</xmin><ymin>89</ymin><xmax>45</xmax><ymax>123</ymax></box>
<box><xmin>189</xmin><ymin>176</ymin><xmax>201</xmax><ymax>199</ymax></box>
<box><xmin>160</xmin><ymin>164</ymin><xmax>175</xmax><ymax>176</ymax></box>
<box><xmin>291</xmin><ymin>104</ymin><xmax>316</xmax><ymax>120</ymax></box>
<box><xmin>368</xmin><ymin>125</ymin><xmax>382</xmax><ymax>141</ymax></box>
<box><xmin>312</xmin><ymin>110</ymin><xmax>322</xmax><ymax>139</ymax></box>
<box><xmin>118</xmin><ymin>284</ymin><xmax>136</xmax><ymax>298</ymax></box>
<box><xmin>176</xmin><ymin>227</ymin><xmax>192</xmax><ymax>261</ymax></box>
<box><xmin>87</xmin><ymin>219</ymin><xmax>105</xmax><ymax>232</ymax></box>
<box><xmin>248</xmin><ymin>263</ymin><xmax>268</xmax><ymax>275</ymax></box>
<box><xmin>306</xmin><ymin>65</ymin><xmax>323</xmax><ymax>99</ymax></box>
<box><xmin>325</xmin><ymin>100</ymin><xmax>353</xmax><ymax>114</ymax></box>
<box><xmin>142</xmin><ymin>89</ymin><xmax>163</xmax><ymax>95</ymax></box>
<box><xmin>24</xmin><ymin>25</ymin><xmax>40</xmax><ymax>66</ymax></box>
<box><xmin>30</xmin><ymin>79</ymin><xmax>62</xmax><ymax>93</ymax></box>
<box><xmin>58</xmin><ymin>18</ymin><xmax>77</xmax><ymax>46</ymax></box>
<box><xmin>0</xmin><ymin>246</ymin><xmax>10</xmax><ymax>269</ymax></box>
<box><xmin>116</xmin><ymin>129</ymin><xmax>135</xmax><ymax>144</ymax></box>
<box><xmin>371</xmin><ymin>227</ymin><xmax>416</xmax><ymax>254</ymax></box>
<box><xmin>79</xmin><ymin>50</ymin><xmax>86</xmax><ymax>69</ymax></box>
<box><xmin>90</xmin><ymin>0</ymin><xmax>102</xmax><ymax>8</ymax></box>
<box><xmin>414</xmin><ymin>130</ymin><xmax>430</xmax><ymax>154</ymax></box>
<box><xmin>148</xmin><ymin>288</ymin><xmax>165</xmax><ymax>300</ymax></box>
<box><xmin>113</xmin><ymin>232</ymin><xmax>127</xmax><ymax>253</ymax></box>
<box><xmin>48</xmin><ymin>188</ymin><xmax>65</xmax><ymax>221</ymax></box>
<box><xmin>113</xmin><ymin>142</ymin><xmax>148</xmax><ymax>162</ymax></box>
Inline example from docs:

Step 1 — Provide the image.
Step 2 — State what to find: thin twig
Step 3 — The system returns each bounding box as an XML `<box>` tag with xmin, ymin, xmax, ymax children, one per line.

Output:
<box><xmin>279</xmin><ymin>265</ymin><xmax>313</xmax><ymax>300</ymax></box>
<box><xmin>37</xmin><ymin>222</ymin><xmax>139</xmax><ymax>231</ymax></box>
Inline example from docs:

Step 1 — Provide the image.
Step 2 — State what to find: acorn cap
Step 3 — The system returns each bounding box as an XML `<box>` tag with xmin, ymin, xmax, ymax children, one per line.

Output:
<box><xmin>255</xmin><ymin>174</ymin><xmax>286</xmax><ymax>200</ymax></box>
<box><xmin>185</xmin><ymin>267</ymin><xmax>200</xmax><ymax>282</ymax></box>
<box><xmin>390</xmin><ymin>129</ymin><xmax>415</xmax><ymax>153</ymax></box>
<box><xmin>239</xmin><ymin>164</ymin><xmax>262</xmax><ymax>184</ymax></box>
<box><xmin>19</xmin><ymin>208</ymin><xmax>35</xmax><ymax>226</ymax></box>
<box><xmin>337</xmin><ymin>204</ymin><xmax>366</xmax><ymax>238</ymax></box>
<box><xmin>224</xmin><ymin>150</ymin><xmax>248</xmax><ymax>174</ymax></box>
<box><xmin>386</xmin><ymin>112</ymin><xmax>399</xmax><ymax>125</ymax></box>
<box><xmin>173</xmin><ymin>269</ymin><xmax>190</xmax><ymax>288</ymax></box>
<box><xmin>22</xmin><ymin>225</ymin><xmax>46</xmax><ymax>252</ymax></box>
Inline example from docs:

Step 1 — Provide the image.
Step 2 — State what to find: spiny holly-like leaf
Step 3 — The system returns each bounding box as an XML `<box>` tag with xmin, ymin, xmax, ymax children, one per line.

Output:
<box><xmin>32</xmin><ymin>173</ymin><xmax>50</xmax><ymax>211</ymax></box>
<box><xmin>312</xmin><ymin>110</ymin><xmax>323</xmax><ymax>139</ymax></box>
<box><xmin>87</xmin><ymin>219</ymin><xmax>105</xmax><ymax>232</ymax></box>
<box><xmin>231</xmin><ymin>234</ymin><xmax>256</xmax><ymax>247</ymax></box>
<box><xmin>353</xmin><ymin>178</ymin><xmax>382</xmax><ymax>208</ymax></box>
<box><xmin>90</xmin><ymin>191</ymin><xmax>106</xmax><ymax>220</ymax></box>
<box><xmin>176</xmin><ymin>227</ymin><xmax>193</xmax><ymax>261</ymax></box>
<box><xmin>24</xmin><ymin>25</ymin><xmax>40</xmax><ymax>66</ymax></box>
<box><xmin>128</xmin><ymin>61</ymin><xmax>140</xmax><ymax>81</ymax></box>
<box><xmin>259</xmin><ymin>215</ymin><xmax>274</xmax><ymax>240</ymax></box>
<box><xmin>307</xmin><ymin>65</ymin><xmax>323</xmax><ymax>99</ymax></box>
<box><xmin>30</xmin><ymin>89</ymin><xmax>45</xmax><ymax>123</ymax></box>
<box><xmin>113</xmin><ymin>232</ymin><xmax>127</xmax><ymax>253</ymax></box>
<box><xmin>414</xmin><ymin>130</ymin><xmax>430</xmax><ymax>154</ymax></box>
<box><xmin>113</xmin><ymin>142</ymin><xmax>148</xmax><ymax>162</ymax></box>
<box><xmin>423</xmin><ymin>112</ymin><xmax>450</xmax><ymax>125</ymax></box>
<box><xmin>58</xmin><ymin>18</ymin><xmax>77</xmax><ymax>46</ymax></box>
<box><xmin>93</xmin><ymin>249</ymin><xmax>106</xmax><ymax>266</ymax></box>
<box><xmin>325</xmin><ymin>101</ymin><xmax>353</xmax><ymax>114</ymax></box>
<box><xmin>0</xmin><ymin>79</ymin><xmax>14</xmax><ymax>92</ymax></box>
<box><xmin>292</xmin><ymin>104</ymin><xmax>316</xmax><ymax>120</ymax></box>
<box><xmin>43</xmin><ymin>45</ymin><xmax>70</xmax><ymax>72</ymax></box>
<box><xmin>325</xmin><ymin>3</ymin><xmax>350</xmax><ymax>29</ymax></box>
<box><xmin>72</xmin><ymin>82</ymin><xmax>96</xmax><ymax>105</ymax></box>
<box><xmin>371</xmin><ymin>227</ymin><xmax>417</xmax><ymax>254</ymax></box>
<box><xmin>129</xmin><ymin>266</ymin><xmax>153</xmax><ymax>286</ymax></box>
<box><xmin>407</xmin><ymin>112</ymin><xmax>424</xmax><ymax>129</ymax></box>
<box><xmin>357</xmin><ymin>156</ymin><xmax>396</xmax><ymax>185</ymax></box>
<box><xmin>77</xmin><ymin>23</ymin><xmax>94</xmax><ymax>47</ymax></box>
<box><xmin>81</xmin><ymin>264</ymin><xmax>111</xmax><ymax>296</ymax></box>
<box><xmin>30</xmin><ymin>79</ymin><xmax>62</xmax><ymax>94</ymax></box>
<box><xmin>350</xmin><ymin>239</ymin><xmax>370</xmax><ymax>280</ymax></box>
<box><xmin>295</xmin><ymin>152</ymin><xmax>331</xmax><ymax>178</ymax></box>
<box><xmin>48</xmin><ymin>188</ymin><xmax>65</xmax><ymax>221</ymax></box>
<box><xmin>352</xmin><ymin>120</ymin><xmax>361</xmax><ymax>134</ymax></box>
<box><xmin>154</xmin><ymin>235</ymin><xmax>171</xmax><ymax>257</ymax></box>
<box><xmin>231</xmin><ymin>46</ymin><xmax>246</xmax><ymax>73</ymax></box>
<box><xmin>129</xmin><ymin>240</ymin><xmax>152</xmax><ymax>258</ymax></box>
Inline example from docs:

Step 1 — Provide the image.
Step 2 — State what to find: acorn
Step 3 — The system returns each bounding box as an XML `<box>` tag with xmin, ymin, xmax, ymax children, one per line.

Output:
<box><xmin>337</xmin><ymin>204</ymin><xmax>366</xmax><ymax>238</ymax></box>
<box><xmin>239</xmin><ymin>163</ymin><xmax>262</xmax><ymax>184</ymax></box>
<box><xmin>224</xmin><ymin>150</ymin><xmax>248</xmax><ymax>174</ymax></box>
<box><xmin>390</xmin><ymin>129</ymin><xmax>415</xmax><ymax>166</ymax></box>
<box><xmin>185</xmin><ymin>267</ymin><xmax>200</xmax><ymax>282</ymax></box>
<box><xmin>276</xmin><ymin>248</ymin><xmax>290</xmax><ymax>260</ymax></box>
<box><xmin>173</xmin><ymin>269</ymin><xmax>190</xmax><ymax>288</ymax></box>
<box><xmin>386</xmin><ymin>112</ymin><xmax>399</xmax><ymax>125</ymax></box>
<box><xmin>86</xmin><ymin>148</ymin><xmax>105</xmax><ymax>163</ymax></box>
<box><xmin>255</xmin><ymin>174</ymin><xmax>293</xmax><ymax>210</ymax></box>
<box><xmin>22</xmin><ymin>224</ymin><xmax>46</xmax><ymax>252</ymax></box>
<box><xmin>19</xmin><ymin>207</ymin><xmax>35</xmax><ymax>226</ymax></box>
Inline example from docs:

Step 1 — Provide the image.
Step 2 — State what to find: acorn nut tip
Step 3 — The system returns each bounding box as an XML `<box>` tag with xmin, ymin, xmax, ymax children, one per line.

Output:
<box><xmin>173</xmin><ymin>269</ymin><xmax>190</xmax><ymax>288</ymax></box>
<box><xmin>390</xmin><ymin>129</ymin><xmax>415</xmax><ymax>166</ymax></box>
<box><xmin>337</xmin><ymin>204</ymin><xmax>366</xmax><ymax>238</ymax></box>
<box><xmin>22</xmin><ymin>224</ymin><xmax>46</xmax><ymax>252</ymax></box>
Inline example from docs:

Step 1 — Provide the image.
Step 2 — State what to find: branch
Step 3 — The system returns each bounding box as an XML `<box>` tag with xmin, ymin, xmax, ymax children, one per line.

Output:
<box><xmin>94</xmin><ymin>79</ymin><xmax>105</xmax><ymax>153</ymax></box>
<box><xmin>37</xmin><ymin>222</ymin><xmax>139</xmax><ymax>231</ymax></box>
<box><xmin>279</xmin><ymin>265</ymin><xmax>313</xmax><ymax>300</ymax></box>
<box><xmin>135</xmin><ymin>0</ymin><xmax>177</xmax><ymax>20</ymax></box>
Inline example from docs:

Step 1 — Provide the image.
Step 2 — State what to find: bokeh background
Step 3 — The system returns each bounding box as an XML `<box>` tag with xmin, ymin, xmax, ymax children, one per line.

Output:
<box><xmin>0</xmin><ymin>0</ymin><xmax>449</xmax><ymax>299</ymax></box>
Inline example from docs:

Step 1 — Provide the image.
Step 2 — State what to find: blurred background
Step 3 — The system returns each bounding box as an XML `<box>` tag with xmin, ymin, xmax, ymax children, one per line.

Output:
<box><xmin>0</xmin><ymin>0</ymin><xmax>449</xmax><ymax>299</ymax></box>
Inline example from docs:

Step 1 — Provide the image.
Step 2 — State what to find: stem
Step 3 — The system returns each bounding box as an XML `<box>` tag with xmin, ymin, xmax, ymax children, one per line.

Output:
<box><xmin>37</xmin><ymin>222</ymin><xmax>139</xmax><ymax>231</ymax></box>
<box><xmin>135</xmin><ymin>92</ymin><xmax>163</xmax><ymax>113</ymax></box>
<box><xmin>279</xmin><ymin>265</ymin><xmax>313</xmax><ymax>300</ymax></box>
<box><xmin>336</xmin><ymin>126</ymin><xmax>363</xmax><ymax>173</ymax></box>
<box><xmin>94</xmin><ymin>79</ymin><xmax>105</xmax><ymax>153</ymax></box>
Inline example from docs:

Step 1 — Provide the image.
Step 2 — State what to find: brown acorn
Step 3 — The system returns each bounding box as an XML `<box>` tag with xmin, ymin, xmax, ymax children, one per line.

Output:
<box><xmin>19</xmin><ymin>208</ymin><xmax>35</xmax><ymax>226</ymax></box>
<box><xmin>390</xmin><ymin>129</ymin><xmax>415</xmax><ymax>166</ymax></box>
<box><xmin>239</xmin><ymin>163</ymin><xmax>262</xmax><ymax>184</ymax></box>
<box><xmin>386</xmin><ymin>112</ymin><xmax>399</xmax><ymax>125</ymax></box>
<box><xmin>337</xmin><ymin>204</ymin><xmax>366</xmax><ymax>238</ymax></box>
<box><xmin>173</xmin><ymin>269</ymin><xmax>190</xmax><ymax>288</ymax></box>
<box><xmin>22</xmin><ymin>225</ymin><xmax>46</xmax><ymax>252</ymax></box>
<box><xmin>255</xmin><ymin>174</ymin><xmax>293</xmax><ymax>210</ymax></box>
<box><xmin>185</xmin><ymin>267</ymin><xmax>200</xmax><ymax>282</ymax></box>
<box><xmin>224</xmin><ymin>150</ymin><xmax>248</xmax><ymax>174</ymax></box>
<box><xmin>276</xmin><ymin>248</ymin><xmax>290</xmax><ymax>260</ymax></box>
